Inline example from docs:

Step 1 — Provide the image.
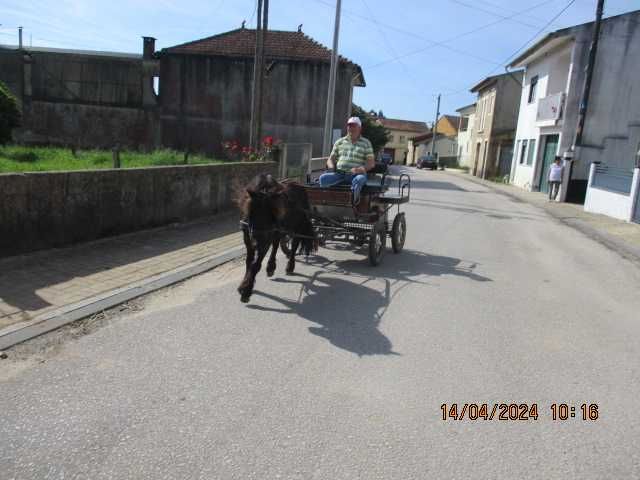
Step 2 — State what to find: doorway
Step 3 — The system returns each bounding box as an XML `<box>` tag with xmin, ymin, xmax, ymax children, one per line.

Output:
<box><xmin>538</xmin><ymin>134</ymin><xmax>559</xmax><ymax>193</ymax></box>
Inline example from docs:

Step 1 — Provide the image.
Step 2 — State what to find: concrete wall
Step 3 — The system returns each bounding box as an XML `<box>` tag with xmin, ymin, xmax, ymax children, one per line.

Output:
<box><xmin>584</xmin><ymin>164</ymin><xmax>639</xmax><ymax>221</ymax></box>
<box><xmin>0</xmin><ymin>46</ymin><xmax>159</xmax><ymax>150</ymax></box>
<box><xmin>1</xmin><ymin>45</ymin><xmax>358</xmax><ymax>157</ymax></box>
<box><xmin>578</xmin><ymin>12</ymin><xmax>640</xmax><ymax>175</ymax></box>
<box><xmin>160</xmin><ymin>54</ymin><xmax>355</xmax><ymax>157</ymax></box>
<box><xmin>0</xmin><ymin>162</ymin><xmax>277</xmax><ymax>258</ymax></box>
<box><xmin>456</xmin><ymin>112</ymin><xmax>475</xmax><ymax>168</ymax></box>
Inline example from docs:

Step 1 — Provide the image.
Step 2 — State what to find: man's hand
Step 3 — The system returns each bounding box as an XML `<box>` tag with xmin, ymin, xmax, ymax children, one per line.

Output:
<box><xmin>327</xmin><ymin>158</ymin><xmax>335</xmax><ymax>171</ymax></box>
<box><xmin>351</xmin><ymin>166</ymin><xmax>366</xmax><ymax>175</ymax></box>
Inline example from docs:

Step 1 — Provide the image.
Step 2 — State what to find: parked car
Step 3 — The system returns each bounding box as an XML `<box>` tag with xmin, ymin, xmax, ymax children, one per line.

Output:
<box><xmin>379</xmin><ymin>152</ymin><xmax>393</xmax><ymax>165</ymax></box>
<box><xmin>417</xmin><ymin>155</ymin><xmax>437</xmax><ymax>170</ymax></box>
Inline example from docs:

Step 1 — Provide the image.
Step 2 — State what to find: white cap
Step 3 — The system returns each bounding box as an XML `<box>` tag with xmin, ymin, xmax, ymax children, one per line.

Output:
<box><xmin>346</xmin><ymin>116</ymin><xmax>362</xmax><ymax>127</ymax></box>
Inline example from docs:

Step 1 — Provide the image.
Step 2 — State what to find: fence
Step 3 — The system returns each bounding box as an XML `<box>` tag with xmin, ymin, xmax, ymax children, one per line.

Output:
<box><xmin>585</xmin><ymin>163</ymin><xmax>640</xmax><ymax>222</ymax></box>
<box><xmin>591</xmin><ymin>164</ymin><xmax>634</xmax><ymax>195</ymax></box>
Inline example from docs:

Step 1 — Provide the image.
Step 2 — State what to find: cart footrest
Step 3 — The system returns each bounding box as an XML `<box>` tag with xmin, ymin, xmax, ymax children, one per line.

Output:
<box><xmin>377</xmin><ymin>193</ymin><xmax>409</xmax><ymax>204</ymax></box>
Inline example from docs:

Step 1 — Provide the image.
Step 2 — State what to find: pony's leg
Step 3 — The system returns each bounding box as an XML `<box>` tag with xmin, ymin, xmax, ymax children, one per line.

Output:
<box><xmin>266</xmin><ymin>233</ymin><xmax>279</xmax><ymax>277</ymax></box>
<box><xmin>238</xmin><ymin>230</ymin><xmax>256</xmax><ymax>299</ymax></box>
<box><xmin>241</xmin><ymin>242</ymin><xmax>270</xmax><ymax>302</ymax></box>
<box><xmin>286</xmin><ymin>238</ymin><xmax>300</xmax><ymax>275</ymax></box>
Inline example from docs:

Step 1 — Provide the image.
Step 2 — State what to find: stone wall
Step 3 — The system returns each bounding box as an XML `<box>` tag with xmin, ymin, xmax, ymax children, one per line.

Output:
<box><xmin>0</xmin><ymin>162</ymin><xmax>277</xmax><ymax>258</ymax></box>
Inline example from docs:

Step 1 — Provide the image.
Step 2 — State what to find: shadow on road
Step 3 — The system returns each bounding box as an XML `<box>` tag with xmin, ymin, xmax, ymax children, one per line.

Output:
<box><xmin>247</xmin><ymin>249</ymin><xmax>491</xmax><ymax>356</ymax></box>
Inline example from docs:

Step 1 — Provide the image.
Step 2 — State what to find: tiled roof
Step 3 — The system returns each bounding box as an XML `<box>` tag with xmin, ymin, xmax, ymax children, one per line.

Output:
<box><xmin>163</xmin><ymin>28</ymin><xmax>364</xmax><ymax>84</ymax></box>
<box><xmin>166</xmin><ymin>28</ymin><xmax>329</xmax><ymax>60</ymax></box>
<box><xmin>377</xmin><ymin>117</ymin><xmax>428</xmax><ymax>133</ymax></box>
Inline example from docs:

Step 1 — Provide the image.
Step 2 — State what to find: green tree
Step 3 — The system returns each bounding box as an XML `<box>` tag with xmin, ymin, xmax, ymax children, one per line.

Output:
<box><xmin>0</xmin><ymin>81</ymin><xmax>21</xmax><ymax>145</ymax></box>
<box><xmin>351</xmin><ymin>103</ymin><xmax>390</xmax><ymax>155</ymax></box>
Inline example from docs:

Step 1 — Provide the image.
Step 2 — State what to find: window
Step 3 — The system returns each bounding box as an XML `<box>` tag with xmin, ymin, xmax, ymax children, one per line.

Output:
<box><xmin>519</xmin><ymin>139</ymin><xmax>528</xmax><ymax>164</ymax></box>
<box><xmin>528</xmin><ymin>75</ymin><xmax>538</xmax><ymax>103</ymax></box>
<box><xmin>487</xmin><ymin>92</ymin><xmax>494</xmax><ymax>115</ymax></box>
<box><xmin>399</xmin><ymin>135</ymin><xmax>406</xmax><ymax>143</ymax></box>
<box><xmin>526</xmin><ymin>139</ymin><xmax>536</xmax><ymax>166</ymax></box>
<box><xmin>389</xmin><ymin>135</ymin><xmax>395</xmax><ymax>143</ymax></box>
<box><xmin>153</xmin><ymin>76</ymin><xmax>160</xmax><ymax>96</ymax></box>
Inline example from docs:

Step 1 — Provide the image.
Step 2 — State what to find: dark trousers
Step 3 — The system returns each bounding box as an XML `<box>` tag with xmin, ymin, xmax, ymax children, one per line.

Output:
<box><xmin>548</xmin><ymin>181</ymin><xmax>561</xmax><ymax>200</ymax></box>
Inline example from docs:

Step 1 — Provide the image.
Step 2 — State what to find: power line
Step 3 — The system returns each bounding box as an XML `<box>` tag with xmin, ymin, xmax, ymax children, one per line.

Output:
<box><xmin>441</xmin><ymin>0</ymin><xmax>577</xmax><ymax>98</ymax></box>
<box><xmin>363</xmin><ymin>0</ymin><xmax>560</xmax><ymax>70</ymax></box>
<box><xmin>311</xmin><ymin>0</ymin><xmax>514</xmax><ymax>67</ymax></box>
<box><xmin>448</xmin><ymin>0</ymin><xmax>543</xmax><ymax>30</ymax></box>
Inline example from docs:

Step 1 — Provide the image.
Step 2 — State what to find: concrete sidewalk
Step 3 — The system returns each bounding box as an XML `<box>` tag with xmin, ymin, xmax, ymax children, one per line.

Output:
<box><xmin>0</xmin><ymin>213</ymin><xmax>245</xmax><ymax>349</ymax></box>
<box><xmin>448</xmin><ymin>170</ymin><xmax>640</xmax><ymax>264</ymax></box>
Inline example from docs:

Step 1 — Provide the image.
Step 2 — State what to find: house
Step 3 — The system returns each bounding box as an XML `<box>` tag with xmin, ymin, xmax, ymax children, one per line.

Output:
<box><xmin>410</xmin><ymin>131</ymin><xmax>458</xmax><ymax>167</ymax></box>
<box><xmin>159</xmin><ymin>27</ymin><xmax>365</xmax><ymax>156</ymax></box>
<box><xmin>406</xmin><ymin>114</ymin><xmax>461</xmax><ymax>166</ymax></box>
<box><xmin>0</xmin><ymin>27</ymin><xmax>365</xmax><ymax>156</ymax></box>
<box><xmin>455</xmin><ymin>104</ymin><xmax>475</xmax><ymax>168</ymax></box>
<box><xmin>375</xmin><ymin>117</ymin><xmax>428</xmax><ymax>164</ymax></box>
<box><xmin>508</xmin><ymin>9</ymin><xmax>640</xmax><ymax>222</ymax></box>
<box><xmin>468</xmin><ymin>71</ymin><xmax>523</xmax><ymax>179</ymax></box>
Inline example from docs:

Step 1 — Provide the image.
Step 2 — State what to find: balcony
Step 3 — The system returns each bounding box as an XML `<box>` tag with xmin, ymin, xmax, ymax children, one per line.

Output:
<box><xmin>536</xmin><ymin>92</ymin><xmax>565</xmax><ymax>126</ymax></box>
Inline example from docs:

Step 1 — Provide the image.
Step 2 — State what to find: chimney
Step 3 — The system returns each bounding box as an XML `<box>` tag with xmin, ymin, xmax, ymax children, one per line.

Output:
<box><xmin>142</xmin><ymin>36</ymin><xmax>156</xmax><ymax>60</ymax></box>
<box><xmin>18</xmin><ymin>26</ymin><xmax>23</xmax><ymax>49</ymax></box>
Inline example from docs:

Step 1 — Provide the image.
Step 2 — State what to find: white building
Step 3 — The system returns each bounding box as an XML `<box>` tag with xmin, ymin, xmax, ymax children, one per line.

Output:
<box><xmin>509</xmin><ymin>9</ymin><xmax>640</xmax><ymax>223</ymax></box>
<box><xmin>455</xmin><ymin>103</ymin><xmax>475</xmax><ymax>169</ymax></box>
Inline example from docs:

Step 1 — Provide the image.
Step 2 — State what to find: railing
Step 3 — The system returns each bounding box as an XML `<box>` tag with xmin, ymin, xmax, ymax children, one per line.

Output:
<box><xmin>537</xmin><ymin>92</ymin><xmax>565</xmax><ymax>123</ymax></box>
<box><xmin>591</xmin><ymin>164</ymin><xmax>635</xmax><ymax>195</ymax></box>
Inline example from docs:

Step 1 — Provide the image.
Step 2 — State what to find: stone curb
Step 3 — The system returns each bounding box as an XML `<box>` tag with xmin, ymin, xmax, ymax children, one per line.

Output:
<box><xmin>0</xmin><ymin>246</ymin><xmax>245</xmax><ymax>350</ymax></box>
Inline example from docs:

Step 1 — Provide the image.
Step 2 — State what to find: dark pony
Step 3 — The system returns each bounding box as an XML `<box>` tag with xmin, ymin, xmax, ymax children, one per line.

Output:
<box><xmin>236</xmin><ymin>173</ymin><xmax>315</xmax><ymax>303</ymax></box>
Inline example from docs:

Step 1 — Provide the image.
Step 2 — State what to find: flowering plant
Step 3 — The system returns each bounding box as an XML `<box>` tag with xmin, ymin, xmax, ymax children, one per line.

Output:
<box><xmin>221</xmin><ymin>136</ymin><xmax>282</xmax><ymax>162</ymax></box>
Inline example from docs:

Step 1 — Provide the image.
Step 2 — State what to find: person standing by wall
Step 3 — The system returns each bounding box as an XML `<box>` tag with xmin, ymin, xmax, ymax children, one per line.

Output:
<box><xmin>548</xmin><ymin>156</ymin><xmax>564</xmax><ymax>201</ymax></box>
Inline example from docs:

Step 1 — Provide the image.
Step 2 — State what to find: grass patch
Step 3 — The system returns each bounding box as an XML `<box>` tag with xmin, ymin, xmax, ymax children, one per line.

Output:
<box><xmin>0</xmin><ymin>146</ymin><xmax>227</xmax><ymax>173</ymax></box>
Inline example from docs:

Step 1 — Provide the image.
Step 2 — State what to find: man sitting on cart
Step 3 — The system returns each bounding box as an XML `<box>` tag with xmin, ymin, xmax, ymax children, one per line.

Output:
<box><xmin>319</xmin><ymin>116</ymin><xmax>375</xmax><ymax>204</ymax></box>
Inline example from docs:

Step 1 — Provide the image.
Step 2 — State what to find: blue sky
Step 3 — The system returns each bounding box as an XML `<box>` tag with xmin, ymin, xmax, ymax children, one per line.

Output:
<box><xmin>0</xmin><ymin>0</ymin><xmax>637</xmax><ymax>122</ymax></box>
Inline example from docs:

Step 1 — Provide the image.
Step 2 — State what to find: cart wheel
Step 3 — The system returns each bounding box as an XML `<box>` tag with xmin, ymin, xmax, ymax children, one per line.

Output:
<box><xmin>391</xmin><ymin>213</ymin><xmax>406</xmax><ymax>254</ymax></box>
<box><xmin>280</xmin><ymin>235</ymin><xmax>293</xmax><ymax>256</ymax></box>
<box><xmin>368</xmin><ymin>223</ymin><xmax>386</xmax><ymax>266</ymax></box>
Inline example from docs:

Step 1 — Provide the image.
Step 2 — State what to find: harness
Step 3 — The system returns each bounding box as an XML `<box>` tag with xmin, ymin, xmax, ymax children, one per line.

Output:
<box><xmin>239</xmin><ymin>187</ymin><xmax>316</xmax><ymax>242</ymax></box>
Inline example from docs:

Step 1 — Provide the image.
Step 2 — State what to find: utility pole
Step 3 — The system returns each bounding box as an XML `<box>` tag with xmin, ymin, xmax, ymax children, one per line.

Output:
<box><xmin>256</xmin><ymin>0</ymin><xmax>269</xmax><ymax>146</ymax></box>
<box><xmin>18</xmin><ymin>26</ymin><xmax>23</xmax><ymax>49</ymax></box>
<box><xmin>322</xmin><ymin>0</ymin><xmax>342</xmax><ymax>156</ymax></box>
<box><xmin>562</xmin><ymin>0</ymin><xmax>604</xmax><ymax>201</ymax></box>
<box><xmin>574</xmin><ymin>0</ymin><xmax>604</xmax><ymax>148</ymax></box>
<box><xmin>432</xmin><ymin>94</ymin><xmax>441</xmax><ymax>168</ymax></box>
<box><xmin>249</xmin><ymin>0</ymin><xmax>264</xmax><ymax>149</ymax></box>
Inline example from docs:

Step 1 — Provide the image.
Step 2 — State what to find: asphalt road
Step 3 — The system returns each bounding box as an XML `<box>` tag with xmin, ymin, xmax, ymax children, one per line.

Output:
<box><xmin>2</xmin><ymin>168</ymin><xmax>640</xmax><ymax>479</ymax></box>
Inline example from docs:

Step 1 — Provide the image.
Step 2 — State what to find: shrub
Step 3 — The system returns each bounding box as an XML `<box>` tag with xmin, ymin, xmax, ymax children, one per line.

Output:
<box><xmin>0</xmin><ymin>81</ymin><xmax>21</xmax><ymax>145</ymax></box>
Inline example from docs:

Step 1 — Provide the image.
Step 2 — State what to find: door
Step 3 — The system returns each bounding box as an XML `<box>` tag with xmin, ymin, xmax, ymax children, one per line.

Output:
<box><xmin>498</xmin><ymin>143</ymin><xmax>514</xmax><ymax>177</ymax></box>
<box><xmin>473</xmin><ymin>143</ymin><xmax>481</xmax><ymax>176</ymax></box>
<box><xmin>539</xmin><ymin>134</ymin><xmax>559</xmax><ymax>193</ymax></box>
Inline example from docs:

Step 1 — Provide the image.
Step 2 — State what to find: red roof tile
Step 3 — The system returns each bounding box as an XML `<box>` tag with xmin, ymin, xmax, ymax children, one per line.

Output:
<box><xmin>163</xmin><ymin>28</ymin><xmax>364</xmax><ymax>84</ymax></box>
<box><xmin>377</xmin><ymin>118</ymin><xmax>428</xmax><ymax>133</ymax></box>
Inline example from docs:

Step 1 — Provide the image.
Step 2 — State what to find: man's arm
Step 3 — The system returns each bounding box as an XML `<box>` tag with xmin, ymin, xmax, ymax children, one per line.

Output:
<box><xmin>327</xmin><ymin>141</ymin><xmax>339</xmax><ymax>170</ymax></box>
